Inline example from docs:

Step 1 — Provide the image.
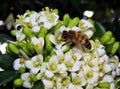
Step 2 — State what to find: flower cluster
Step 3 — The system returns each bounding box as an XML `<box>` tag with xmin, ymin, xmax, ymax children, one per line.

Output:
<box><xmin>7</xmin><ymin>7</ymin><xmax>120</xmax><ymax>89</ymax></box>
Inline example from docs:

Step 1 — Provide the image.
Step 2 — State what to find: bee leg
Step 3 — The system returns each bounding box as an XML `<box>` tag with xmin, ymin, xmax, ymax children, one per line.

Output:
<box><xmin>70</xmin><ymin>43</ymin><xmax>76</xmax><ymax>48</ymax></box>
<box><xmin>61</xmin><ymin>41</ymin><xmax>71</xmax><ymax>48</ymax></box>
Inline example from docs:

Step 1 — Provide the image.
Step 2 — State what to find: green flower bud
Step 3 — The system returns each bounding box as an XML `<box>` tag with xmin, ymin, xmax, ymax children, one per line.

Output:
<box><xmin>98</xmin><ymin>82</ymin><xmax>110</xmax><ymax>89</ymax></box>
<box><xmin>100</xmin><ymin>31</ymin><xmax>112</xmax><ymax>44</ymax></box>
<box><xmin>38</xmin><ymin>27</ymin><xmax>48</xmax><ymax>38</ymax></box>
<box><xmin>63</xmin><ymin>44</ymin><xmax>70</xmax><ymax>53</ymax></box>
<box><xmin>106</xmin><ymin>37</ymin><xmax>115</xmax><ymax>44</ymax></box>
<box><xmin>111</xmin><ymin>42</ymin><xmax>120</xmax><ymax>55</ymax></box>
<box><xmin>53</xmin><ymin>8</ymin><xmax>58</xmax><ymax>14</ymax></box>
<box><xmin>45</xmin><ymin>33</ymin><xmax>53</xmax><ymax>51</ymax></box>
<box><xmin>30</xmin><ymin>74</ymin><xmax>37</xmax><ymax>82</ymax></box>
<box><xmin>22</xmin><ymin>46</ymin><xmax>32</xmax><ymax>56</ymax></box>
<box><xmin>52</xmin><ymin>22</ymin><xmax>62</xmax><ymax>33</ymax></box>
<box><xmin>18</xmin><ymin>41</ymin><xmax>26</xmax><ymax>48</ymax></box>
<box><xmin>63</xmin><ymin>14</ymin><xmax>70</xmax><ymax>26</ymax></box>
<box><xmin>14</xmin><ymin>78</ymin><xmax>23</xmax><ymax>87</ymax></box>
<box><xmin>19</xmin><ymin>67</ymin><xmax>25</xmax><ymax>74</ymax></box>
<box><xmin>68</xmin><ymin>17</ymin><xmax>80</xmax><ymax>28</ymax></box>
<box><xmin>8</xmin><ymin>43</ymin><xmax>20</xmax><ymax>54</ymax></box>
<box><xmin>45</xmin><ymin>56</ymin><xmax>51</xmax><ymax>62</ymax></box>
<box><xmin>27</xmin><ymin>42</ymin><xmax>35</xmax><ymax>54</ymax></box>
<box><xmin>22</xmin><ymin>26</ymin><xmax>34</xmax><ymax>39</ymax></box>
<box><xmin>10</xmin><ymin>29</ymin><xmax>17</xmax><ymax>36</ymax></box>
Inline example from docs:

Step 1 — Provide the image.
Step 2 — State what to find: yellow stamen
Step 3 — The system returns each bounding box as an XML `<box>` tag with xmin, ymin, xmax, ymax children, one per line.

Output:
<box><xmin>87</xmin><ymin>71</ymin><xmax>93</xmax><ymax>78</ymax></box>
<box><xmin>59</xmin><ymin>56</ymin><xmax>64</xmax><ymax>63</ymax></box>
<box><xmin>72</xmin><ymin>54</ymin><xmax>77</xmax><ymax>60</ymax></box>
<box><xmin>57</xmin><ymin>36</ymin><xmax>62</xmax><ymax>41</ymax></box>
<box><xmin>62</xmin><ymin>79</ymin><xmax>67</xmax><ymax>86</ymax></box>
<box><xmin>20</xmin><ymin>57</ymin><xmax>25</xmax><ymax>64</ymax></box>
<box><xmin>99</xmin><ymin>64</ymin><xmax>103</xmax><ymax>70</ymax></box>
<box><xmin>66</xmin><ymin>62</ymin><xmax>73</xmax><ymax>68</ymax></box>
<box><xmin>51</xmin><ymin>64</ymin><xmax>57</xmax><ymax>70</ymax></box>
<box><xmin>73</xmin><ymin>77</ymin><xmax>81</xmax><ymax>85</ymax></box>
<box><xmin>88</xmin><ymin>61</ymin><xmax>93</xmax><ymax>67</ymax></box>
<box><xmin>28</xmin><ymin>22</ymin><xmax>32</xmax><ymax>28</ymax></box>
<box><xmin>34</xmin><ymin>60</ymin><xmax>41</xmax><ymax>67</ymax></box>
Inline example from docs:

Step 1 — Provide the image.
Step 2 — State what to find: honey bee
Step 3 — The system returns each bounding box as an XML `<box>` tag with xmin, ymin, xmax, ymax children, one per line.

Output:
<box><xmin>61</xmin><ymin>30</ymin><xmax>91</xmax><ymax>49</ymax></box>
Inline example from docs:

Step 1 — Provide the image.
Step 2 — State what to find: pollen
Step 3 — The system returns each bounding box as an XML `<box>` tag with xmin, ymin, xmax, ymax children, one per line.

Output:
<box><xmin>72</xmin><ymin>54</ymin><xmax>77</xmax><ymax>60</ymax></box>
<box><xmin>66</xmin><ymin>62</ymin><xmax>73</xmax><ymax>68</ymax></box>
<box><xmin>34</xmin><ymin>60</ymin><xmax>41</xmax><ymax>67</ymax></box>
<box><xmin>51</xmin><ymin>64</ymin><xmax>57</xmax><ymax>70</ymax></box>
<box><xmin>20</xmin><ymin>57</ymin><xmax>25</xmax><ymax>64</ymax></box>
<box><xmin>88</xmin><ymin>61</ymin><xmax>93</xmax><ymax>67</ymax></box>
<box><xmin>99</xmin><ymin>63</ymin><xmax>103</xmax><ymax>70</ymax></box>
<box><xmin>57</xmin><ymin>36</ymin><xmax>62</xmax><ymax>42</ymax></box>
<box><xmin>62</xmin><ymin>80</ymin><xmax>67</xmax><ymax>86</ymax></box>
<box><xmin>59</xmin><ymin>56</ymin><xmax>64</xmax><ymax>63</ymax></box>
<box><xmin>73</xmin><ymin>77</ymin><xmax>81</xmax><ymax>85</ymax></box>
<box><xmin>28</xmin><ymin>22</ymin><xmax>32</xmax><ymax>28</ymax></box>
<box><xmin>87</xmin><ymin>71</ymin><xmax>93</xmax><ymax>78</ymax></box>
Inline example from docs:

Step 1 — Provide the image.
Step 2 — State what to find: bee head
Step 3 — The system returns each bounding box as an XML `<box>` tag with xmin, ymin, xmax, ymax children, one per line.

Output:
<box><xmin>62</xmin><ymin>31</ymin><xmax>68</xmax><ymax>40</ymax></box>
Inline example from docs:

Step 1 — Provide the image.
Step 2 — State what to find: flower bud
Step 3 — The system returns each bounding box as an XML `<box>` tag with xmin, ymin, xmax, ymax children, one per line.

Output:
<box><xmin>30</xmin><ymin>74</ymin><xmax>37</xmax><ymax>82</ymax></box>
<box><xmin>19</xmin><ymin>67</ymin><xmax>25</xmax><ymax>74</ymax></box>
<box><xmin>98</xmin><ymin>82</ymin><xmax>110</xmax><ymax>88</ymax></box>
<box><xmin>38</xmin><ymin>27</ymin><xmax>48</xmax><ymax>38</ymax></box>
<box><xmin>53</xmin><ymin>8</ymin><xmax>58</xmax><ymax>14</ymax></box>
<box><xmin>27</xmin><ymin>42</ymin><xmax>35</xmax><ymax>54</ymax></box>
<box><xmin>10</xmin><ymin>29</ymin><xmax>17</xmax><ymax>36</ymax></box>
<box><xmin>111</xmin><ymin>42</ymin><xmax>120</xmax><ymax>55</ymax></box>
<box><xmin>52</xmin><ymin>22</ymin><xmax>62</xmax><ymax>32</ymax></box>
<box><xmin>22</xmin><ymin>26</ymin><xmax>34</xmax><ymax>39</ymax></box>
<box><xmin>45</xmin><ymin>33</ymin><xmax>53</xmax><ymax>51</ymax></box>
<box><xmin>14</xmin><ymin>78</ymin><xmax>23</xmax><ymax>87</ymax></box>
<box><xmin>106</xmin><ymin>37</ymin><xmax>115</xmax><ymax>45</ymax></box>
<box><xmin>63</xmin><ymin>14</ymin><xmax>70</xmax><ymax>26</ymax></box>
<box><xmin>8</xmin><ymin>43</ymin><xmax>20</xmax><ymax>54</ymax></box>
<box><xmin>68</xmin><ymin>17</ymin><xmax>80</xmax><ymax>28</ymax></box>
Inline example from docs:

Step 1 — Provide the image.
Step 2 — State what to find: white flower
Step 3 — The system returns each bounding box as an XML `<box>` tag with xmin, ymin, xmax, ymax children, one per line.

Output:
<box><xmin>42</xmin><ymin>79</ymin><xmax>54</xmax><ymax>89</ymax></box>
<box><xmin>16</xmin><ymin>31</ymin><xmax>26</xmax><ymax>41</ymax></box>
<box><xmin>31</xmin><ymin>37</ymin><xmax>44</xmax><ymax>54</ymax></box>
<box><xmin>32</xmin><ymin>26</ymin><xmax>40</xmax><ymax>33</ymax></box>
<box><xmin>39</xmin><ymin>10</ymin><xmax>59</xmax><ymax>29</ymax></box>
<box><xmin>25</xmin><ymin>54</ymin><xmax>43</xmax><ymax>74</ymax></box>
<box><xmin>21</xmin><ymin>73</ymin><xmax>33</xmax><ymax>88</ymax></box>
<box><xmin>47</xmin><ymin>55</ymin><xmax>59</xmax><ymax>73</ymax></box>
<box><xmin>13</xmin><ymin>58</ymin><xmax>25</xmax><ymax>70</ymax></box>
<box><xmin>82</xmin><ymin>65</ymin><xmax>99</xmax><ymax>84</ymax></box>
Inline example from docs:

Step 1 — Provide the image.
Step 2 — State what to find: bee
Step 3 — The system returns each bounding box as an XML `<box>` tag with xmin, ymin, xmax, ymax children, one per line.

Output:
<box><xmin>61</xmin><ymin>30</ymin><xmax>91</xmax><ymax>49</ymax></box>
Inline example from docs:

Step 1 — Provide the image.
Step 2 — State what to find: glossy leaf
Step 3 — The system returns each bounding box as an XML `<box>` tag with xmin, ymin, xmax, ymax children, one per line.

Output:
<box><xmin>92</xmin><ymin>21</ymin><xmax>106</xmax><ymax>38</ymax></box>
<box><xmin>31</xmin><ymin>80</ymin><xmax>44</xmax><ymax>89</ymax></box>
<box><xmin>0</xmin><ymin>71</ymin><xmax>19</xmax><ymax>85</ymax></box>
<box><xmin>0</xmin><ymin>53</ymin><xmax>15</xmax><ymax>70</ymax></box>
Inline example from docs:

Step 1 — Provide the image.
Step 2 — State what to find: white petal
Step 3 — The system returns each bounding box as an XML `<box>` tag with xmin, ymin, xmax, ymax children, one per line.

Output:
<box><xmin>45</xmin><ymin>70</ymin><xmax>54</xmax><ymax>78</ymax></box>
<box><xmin>68</xmin><ymin>83</ymin><xmax>76</xmax><ymax>89</ymax></box>
<box><xmin>21</xmin><ymin>73</ymin><xmax>30</xmax><ymax>81</ymax></box>
<box><xmin>25</xmin><ymin>60</ymin><xmax>34</xmax><ymax>69</ymax></box>
<box><xmin>42</xmin><ymin>79</ymin><xmax>54</xmax><ymax>89</ymax></box>
<box><xmin>32</xmin><ymin>26</ymin><xmax>40</xmax><ymax>33</ymax></box>
<box><xmin>23</xmin><ymin>81</ymin><xmax>32</xmax><ymax>88</ymax></box>
<box><xmin>81</xmin><ymin>19</ymin><xmax>93</xmax><ymax>28</ymax></box>
<box><xmin>13</xmin><ymin>58</ymin><xmax>24</xmax><ymax>70</ymax></box>
<box><xmin>16</xmin><ymin>31</ymin><xmax>26</xmax><ymax>41</ymax></box>
<box><xmin>30</xmin><ymin>68</ymin><xmax>40</xmax><ymax>74</ymax></box>
<box><xmin>102</xmin><ymin>75</ymin><xmax>114</xmax><ymax>83</ymax></box>
<box><xmin>103</xmin><ymin>63</ymin><xmax>112</xmax><ymax>73</ymax></box>
<box><xmin>49</xmin><ymin>35</ymin><xmax>57</xmax><ymax>45</ymax></box>
<box><xmin>84</xmin><ymin>30</ymin><xmax>93</xmax><ymax>39</ymax></box>
<box><xmin>44</xmin><ymin>22</ymin><xmax>52</xmax><ymax>29</ymax></box>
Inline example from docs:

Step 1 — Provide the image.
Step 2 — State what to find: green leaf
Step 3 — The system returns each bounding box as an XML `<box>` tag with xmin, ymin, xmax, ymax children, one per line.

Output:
<box><xmin>31</xmin><ymin>80</ymin><xmax>44</xmax><ymax>89</ymax></box>
<box><xmin>0</xmin><ymin>54</ymin><xmax>14</xmax><ymax>70</ymax></box>
<box><xmin>0</xmin><ymin>71</ymin><xmax>19</xmax><ymax>85</ymax></box>
<box><xmin>0</xmin><ymin>34</ymin><xmax>14</xmax><ymax>43</ymax></box>
<box><xmin>92</xmin><ymin>21</ymin><xmax>106</xmax><ymax>38</ymax></box>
